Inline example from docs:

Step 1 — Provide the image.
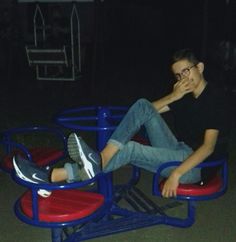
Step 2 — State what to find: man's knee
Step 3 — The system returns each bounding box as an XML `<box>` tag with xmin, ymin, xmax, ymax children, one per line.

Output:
<box><xmin>135</xmin><ymin>98</ymin><xmax>151</xmax><ymax>107</ymax></box>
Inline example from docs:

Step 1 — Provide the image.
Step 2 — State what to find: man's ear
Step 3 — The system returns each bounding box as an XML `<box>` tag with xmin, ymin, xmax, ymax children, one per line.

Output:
<box><xmin>196</xmin><ymin>62</ymin><xmax>204</xmax><ymax>74</ymax></box>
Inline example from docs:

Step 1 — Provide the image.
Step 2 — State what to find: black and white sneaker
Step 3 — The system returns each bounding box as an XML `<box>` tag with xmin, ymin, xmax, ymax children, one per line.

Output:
<box><xmin>13</xmin><ymin>155</ymin><xmax>52</xmax><ymax>197</ymax></box>
<box><xmin>67</xmin><ymin>133</ymin><xmax>101</xmax><ymax>180</ymax></box>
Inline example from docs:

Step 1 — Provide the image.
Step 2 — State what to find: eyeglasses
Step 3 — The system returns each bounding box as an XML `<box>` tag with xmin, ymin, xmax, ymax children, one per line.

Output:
<box><xmin>174</xmin><ymin>64</ymin><xmax>197</xmax><ymax>81</ymax></box>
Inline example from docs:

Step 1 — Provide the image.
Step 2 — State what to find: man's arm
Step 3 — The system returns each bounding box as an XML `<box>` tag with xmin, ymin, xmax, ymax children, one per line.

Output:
<box><xmin>162</xmin><ymin>129</ymin><xmax>219</xmax><ymax>198</ymax></box>
<box><xmin>152</xmin><ymin>93</ymin><xmax>175</xmax><ymax>113</ymax></box>
<box><xmin>152</xmin><ymin>78</ymin><xmax>195</xmax><ymax>113</ymax></box>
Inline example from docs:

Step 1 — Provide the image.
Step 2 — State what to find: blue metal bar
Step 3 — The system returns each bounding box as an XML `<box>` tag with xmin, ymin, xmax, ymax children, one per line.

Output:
<box><xmin>96</xmin><ymin>106</ymin><xmax>113</xmax><ymax>151</ymax></box>
<box><xmin>153</xmin><ymin>158</ymin><xmax>228</xmax><ymax>200</ymax></box>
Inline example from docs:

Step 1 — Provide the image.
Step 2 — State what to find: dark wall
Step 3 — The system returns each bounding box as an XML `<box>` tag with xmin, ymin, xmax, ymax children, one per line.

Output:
<box><xmin>0</xmin><ymin>0</ymin><xmax>234</xmax><ymax>107</ymax></box>
<box><xmin>96</xmin><ymin>0</ymin><xmax>225</xmax><ymax>104</ymax></box>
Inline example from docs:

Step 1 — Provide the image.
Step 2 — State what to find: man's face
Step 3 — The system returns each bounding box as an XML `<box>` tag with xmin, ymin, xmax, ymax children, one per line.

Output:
<box><xmin>171</xmin><ymin>59</ymin><xmax>203</xmax><ymax>92</ymax></box>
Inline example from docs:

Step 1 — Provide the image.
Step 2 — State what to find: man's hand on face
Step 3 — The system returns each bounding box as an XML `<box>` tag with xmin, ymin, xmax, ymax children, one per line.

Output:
<box><xmin>172</xmin><ymin>77</ymin><xmax>195</xmax><ymax>101</ymax></box>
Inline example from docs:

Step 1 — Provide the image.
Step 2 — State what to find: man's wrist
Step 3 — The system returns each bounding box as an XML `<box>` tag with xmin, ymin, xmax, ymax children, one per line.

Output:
<box><xmin>169</xmin><ymin>92</ymin><xmax>179</xmax><ymax>103</ymax></box>
<box><xmin>171</xmin><ymin>169</ymin><xmax>182</xmax><ymax>180</ymax></box>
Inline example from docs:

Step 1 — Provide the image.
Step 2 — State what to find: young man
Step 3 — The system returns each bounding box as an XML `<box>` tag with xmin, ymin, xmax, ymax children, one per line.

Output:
<box><xmin>13</xmin><ymin>49</ymin><xmax>229</xmax><ymax>198</ymax></box>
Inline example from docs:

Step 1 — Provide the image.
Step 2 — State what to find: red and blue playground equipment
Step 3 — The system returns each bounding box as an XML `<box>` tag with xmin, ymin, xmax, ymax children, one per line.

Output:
<box><xmin>11</xmin><ymin>106</ymin><xmax>228</xmax><ymax>242</ymax></box>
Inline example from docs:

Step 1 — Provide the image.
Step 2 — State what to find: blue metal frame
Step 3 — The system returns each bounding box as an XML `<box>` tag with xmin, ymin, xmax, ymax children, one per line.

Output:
<box><xmin>0</xmin><ymin>126</ymin><xmax>67</xmax><ymax>172</ymax></box>
<box><xmin>153</xmin><ymin>159</ymin><xmax>228</xmax><ymax>200</ymax></box>
<box><xmin>12</xmin><ymin>172</ymin><xmax>111</xmax><ymax>242</ymax></box>
<box><xmin>55</xmin><ymin>106</ymin><xmax>128</xmax><ymax>151</ymax></box>
<box><xmin>152</xmin><ymin>158</ymin><xmax>228</xmax><ymax>227</ymax></box>
<box><xmin>12</xmin><ymin>106</ymin><xmax>228</xmax><ymax>241</ymax></box>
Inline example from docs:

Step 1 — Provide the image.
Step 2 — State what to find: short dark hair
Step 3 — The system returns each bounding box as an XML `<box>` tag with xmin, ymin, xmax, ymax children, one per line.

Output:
<box><xmin>170</xmin><ymin>48</ymin><xmax>200</xmax><ymax>66</ymax></box>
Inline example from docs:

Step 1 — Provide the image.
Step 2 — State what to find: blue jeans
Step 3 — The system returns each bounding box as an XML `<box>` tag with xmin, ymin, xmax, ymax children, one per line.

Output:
<box><xmin>103</xmin><ymin>98</ymin><xmax>201</xmax><ymax>184</ymax></box>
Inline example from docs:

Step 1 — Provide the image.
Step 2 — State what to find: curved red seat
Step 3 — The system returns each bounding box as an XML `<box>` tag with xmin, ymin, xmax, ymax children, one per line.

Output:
<box><xmin>132</xmin><ymin>134</ymin><xmax>150</xmax><ymax>145</ymax></box>
<box><xmin>20</xmin><ymin>189</ymin><xmax>105</xmax><ymax>223</ymax></box>
<box><xmin>159</xmin><ymin>175</ymin><xmax>223</xmax><ymax>196</ymax></box>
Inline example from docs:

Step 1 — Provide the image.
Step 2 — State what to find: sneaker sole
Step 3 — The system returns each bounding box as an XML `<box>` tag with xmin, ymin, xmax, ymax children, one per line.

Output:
<box><xmin>67</xmin><ymin>133</ymin><xmax>95</xmax><ymax>179</ymax></box>
<box><xmin>67</xmin><ymin>133</ymin><xmax>82</xmax><ymax>163</ymax></box>
<box><xmin>77</xmin><ymin>168</ymin><xmax>95</xmax><ymax>185</ymax></box>
<box><xmin>38</xmin><ymin>189</ymin><xmax>52</xmax><ymax>198</ymax></box>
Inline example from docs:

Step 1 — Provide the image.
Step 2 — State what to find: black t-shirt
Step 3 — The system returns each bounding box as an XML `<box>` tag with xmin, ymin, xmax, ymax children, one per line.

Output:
<box><xmin>169</xmin><ymin>83</ymin><xmax>230</xmax><ymax>180</ymax></box>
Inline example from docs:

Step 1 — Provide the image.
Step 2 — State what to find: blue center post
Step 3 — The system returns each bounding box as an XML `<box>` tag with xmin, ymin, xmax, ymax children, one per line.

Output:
<box><xmin>96</xmin><ymin>106</ymin><xmax>113</xmax><ymax>151</ymax></box>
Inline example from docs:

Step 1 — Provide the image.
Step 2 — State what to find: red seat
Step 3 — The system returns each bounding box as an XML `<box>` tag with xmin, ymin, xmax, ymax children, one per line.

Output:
<box><xmin>20</xmin><ymin>189</ymin><xmax>105</xmax><ymax>223</ymax></box>
<box><xmin>2</xmin><ymin>147</ymin><xmax>64</xmax><ymax>171</ymax></box>
<box><xmin>132</xmin><ymin>134</ymin><xmax>150</xmax><ymax>145</ymax></box>
<box><xmin>159</xmin><ymin>175</ymin><xmax>223</xmax><ymax>196</ymax></box>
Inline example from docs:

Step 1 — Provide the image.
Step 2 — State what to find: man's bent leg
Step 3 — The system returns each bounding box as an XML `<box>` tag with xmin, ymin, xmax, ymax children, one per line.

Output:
<box><xmin>101</xmin><ymin>143</ymin><xmax>119</xmax><ymax>168</ymax></box>
<box><xmin>108</xmin><ymin>98</ymin><xmax>179</xmax><ymax>150</ymax></box>
<box><xmin>51</xmin><ymin>167</ymin><xmax>69</xmax><ymax>182</ymax></box>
